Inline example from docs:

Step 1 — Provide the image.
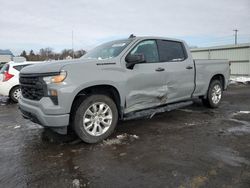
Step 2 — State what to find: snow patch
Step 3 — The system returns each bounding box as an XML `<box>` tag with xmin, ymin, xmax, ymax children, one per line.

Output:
<box><xmin>230</xmin><ymin>76</ymin><xmax>250</xmax><ymax>84</ymax></box>
<box><xmin>24</xmin><ymin>121</ymin><xmax>43</xmax><ymax>129</ymax></box>
<box><xmin>102</xmin><ymin>133</ymin><xmax>139</xmax><ymax>146</ymax></box>
<box><xmin>232</xmin><ymin>111</ymin><xmax>250</xmax><ymax>116</ymax></box>
<box><xmin>237</xmin><ymin>111</ymin><xmax>250</xmax><ymax>114</ymax></box>
<box><xmin>184</xmin><ymin>123</ymin><xmax>196</xmax><ymax>127</ymax></box>
<box><xmin>14</xmin><ymin>125</ymin><xmax>21</xmax><ymax>129</ymax></box>
<box><xmin>72</xmin><ymin>179</ymin><xmax>80</xmax><ymax>188</ymax></box>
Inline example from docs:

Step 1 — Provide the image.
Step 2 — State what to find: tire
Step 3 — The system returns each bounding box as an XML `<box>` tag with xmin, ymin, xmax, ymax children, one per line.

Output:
<box><xmin>72</xmin><ymin>94</ymin><xmax>118</xmax><ymax>143</ymax></box>
<box><xmin>10</xmin><ymin>86</ymin><xmax>21</xmax><ymax>103</ymax></box>
<box><xmin>202</xmin><ymin>80</ymin><xmax>223</xmax><ymax>108</ymax></box>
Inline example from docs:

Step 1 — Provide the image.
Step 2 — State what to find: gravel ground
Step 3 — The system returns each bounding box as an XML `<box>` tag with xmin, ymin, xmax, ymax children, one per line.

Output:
<box><xmin>0</xmin><ymin>84</ymin><xmax>250</xmax><ymax>188</ymax></box>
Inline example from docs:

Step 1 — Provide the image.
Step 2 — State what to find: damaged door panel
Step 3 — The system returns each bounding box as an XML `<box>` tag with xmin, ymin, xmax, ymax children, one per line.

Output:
<box><xmin>163</xmin><ymin>60</ymin><xmax>195</xmax><ymax>103</ymax></box>
<box><xmin>156</xmin><ymin>39</ymin><xmax>195</xmax><ymax>103</ymax></box>
<box><xmin>123</xmin><ymin>39</ymin><xmax>168</xmax><ymax>114</ymax></box>
<box><xmin>124</xmin><ymin>63</ymin><xmax>167</xmax><ymax>114</ymax></box>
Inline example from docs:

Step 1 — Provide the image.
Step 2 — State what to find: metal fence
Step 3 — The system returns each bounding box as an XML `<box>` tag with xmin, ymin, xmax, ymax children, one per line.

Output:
<box><xmin>191</xmin><ymin>43</ymin><xmax>250</xmax><ymax>76</ymax></box>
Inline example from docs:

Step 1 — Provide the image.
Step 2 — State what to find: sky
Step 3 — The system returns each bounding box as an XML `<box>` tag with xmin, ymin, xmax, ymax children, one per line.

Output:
<box><xmin>0</xmin><ymin>0</ymin><xmax>249</xmax><ymax>55</ymax></box>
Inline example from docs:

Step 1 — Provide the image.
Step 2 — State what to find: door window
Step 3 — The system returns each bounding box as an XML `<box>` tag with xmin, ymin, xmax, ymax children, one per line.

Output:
<box><xmin>129</xmin><ymin>40</ymin><xmax>159</xmax><ymax>63</ymax></box>
<box><xmin>157</xmin><ymin>40</ymin><xmax>186</xmax><ymax>62</ymax></box>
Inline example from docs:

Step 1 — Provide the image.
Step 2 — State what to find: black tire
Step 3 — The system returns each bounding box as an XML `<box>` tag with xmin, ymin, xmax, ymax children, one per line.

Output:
<box><xmin>202</xmin><ymin>80</ymin><xmax>223</xmax><ymax>108</ymax></box>
<box><xmin>72</xmin><ymin>94</ymin><xmax>118</xmax><ymax>143</ymax></box>
<box><xmin>10</xmin><ymin>86</ymin><xmax>21</xmax><ymax>103</ymax></box>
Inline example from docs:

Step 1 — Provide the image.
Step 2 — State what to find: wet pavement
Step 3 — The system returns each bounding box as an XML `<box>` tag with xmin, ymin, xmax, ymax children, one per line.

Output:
<box><xmin>0</xmin><ymin>84</ymin><xmax>250</xmax><ymax>188</ymax></box>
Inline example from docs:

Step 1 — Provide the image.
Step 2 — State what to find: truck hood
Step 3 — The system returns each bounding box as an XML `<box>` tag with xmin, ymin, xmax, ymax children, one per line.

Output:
<box><xmin>20</xmin><ymin>58</ymin><xmax>114</xmax><ymax>74</ymax></box>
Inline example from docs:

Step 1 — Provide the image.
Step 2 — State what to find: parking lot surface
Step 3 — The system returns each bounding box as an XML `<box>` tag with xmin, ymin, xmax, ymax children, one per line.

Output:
<box><xmin>0</xmin><ymin>84</ymin><xmax>250</xmax><ymax>188</ymax></box>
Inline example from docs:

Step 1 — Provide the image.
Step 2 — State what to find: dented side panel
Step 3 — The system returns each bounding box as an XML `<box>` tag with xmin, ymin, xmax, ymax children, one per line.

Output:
<box><xmin>124</xmin><ymin>58</ymin><xmax>195</xmax><ymax>114</ymax></box>
<box><xmin>163</xmin><ymin>59</ymin><xmax>195</xmax><ymax>104</ymax></box>
<box><xmin>124</xmin><ymin>63</ymin><xmax>167</xmax><ymax>114</ymax></box>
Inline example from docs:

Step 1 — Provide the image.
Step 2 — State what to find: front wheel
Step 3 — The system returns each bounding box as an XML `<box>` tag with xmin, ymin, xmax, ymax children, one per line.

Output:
<box><xmin>202</xmin><ymin>80</ymin><xmax>223</xmax><ymax>108</ymax></box>
<box><xmin>10</xmin><ymin>86</ymin><xmax>21</xmax><ymax>103</ymax></box>
<box><xmin>72</xmin><ymin>94</ymin><xmax>118</xmax><ymax>143</ymax></box>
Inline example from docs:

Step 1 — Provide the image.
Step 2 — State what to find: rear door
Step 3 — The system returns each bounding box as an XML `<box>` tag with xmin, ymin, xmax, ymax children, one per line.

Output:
<box><xmin>156</xmin><ymin>40</ymin><xmax>195</xmax><ymax>103</ymax></box>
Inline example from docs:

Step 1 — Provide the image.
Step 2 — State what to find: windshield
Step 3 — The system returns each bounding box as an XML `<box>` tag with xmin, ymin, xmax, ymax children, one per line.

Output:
<box><xmin>82</xmin><ymin>39</ymin><xmax>132</xmax><ymax>60</ymax></box>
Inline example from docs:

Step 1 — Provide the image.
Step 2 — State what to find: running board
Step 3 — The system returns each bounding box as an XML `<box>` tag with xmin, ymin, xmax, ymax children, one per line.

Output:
<box><xmin>123</xmin><ymin>101</ymin><xmax>193</xmax><ymax>120</ymax></box>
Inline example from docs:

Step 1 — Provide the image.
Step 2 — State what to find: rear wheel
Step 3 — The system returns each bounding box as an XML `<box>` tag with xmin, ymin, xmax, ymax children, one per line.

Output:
<box><xmin>10</xmin><ymin>86</ymin><xmax>21</xmax><ymax>103</ymax></box>
<box><xmin>202</xmin><ymin>80</ymin><xmax>222</xmax><ymax>108</ymax></box>
<box><xmin>72</xmin><ymin>94</ymin><xmax>118</xmax><ymax>143</ymax></box>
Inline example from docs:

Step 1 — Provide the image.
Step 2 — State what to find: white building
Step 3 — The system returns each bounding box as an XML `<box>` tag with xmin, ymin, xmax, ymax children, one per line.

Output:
<box><xmin>191</xmin><ymin>43</ymin><xmax>250</xmax><ymax>76</ymax></box>
<box><xmin>0</xmin><ymin>49</ymin><xmax>13</xmax><ymax>63</ymax></box>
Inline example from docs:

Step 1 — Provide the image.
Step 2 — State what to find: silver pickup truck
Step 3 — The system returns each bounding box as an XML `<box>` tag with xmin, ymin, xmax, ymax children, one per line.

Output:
<box><xmin>19</xmin><ymin>36</ymin><xmax>230</xmax><ymax>143</ymax></box>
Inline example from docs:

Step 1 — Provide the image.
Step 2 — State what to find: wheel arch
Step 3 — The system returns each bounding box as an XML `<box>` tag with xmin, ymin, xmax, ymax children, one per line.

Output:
<box><xmin>9</xmin><ymin>85</ymin><xmax>20</xmax><ymax>97</ymax></box>
<box><xmin>210</xmin><ymin>74</ymin><xmax>225</xmax><ymax>90</ymax></box>
<box><xmin>70</xmin><ymin>84</ymin><xmax>122</xmax><ymax>118</ymax></box>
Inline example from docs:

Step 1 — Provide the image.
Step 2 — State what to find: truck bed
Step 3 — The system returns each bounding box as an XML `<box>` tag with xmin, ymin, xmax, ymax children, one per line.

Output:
<box><xmin>193</xmin><ymin>59</ymin><xmax>230</xmax><ymax>97</ymax></box>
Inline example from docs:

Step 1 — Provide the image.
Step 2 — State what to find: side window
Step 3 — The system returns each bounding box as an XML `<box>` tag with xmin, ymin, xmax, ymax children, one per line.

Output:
<box><xmin>157</xmin><ymin>40</ymin><xmax>186</xmax><ymax>62</ymax></box>
<box><xmin>129</xmin><ymin>40</ymin><xmax>159</xmax><ymax>63</ymax></box>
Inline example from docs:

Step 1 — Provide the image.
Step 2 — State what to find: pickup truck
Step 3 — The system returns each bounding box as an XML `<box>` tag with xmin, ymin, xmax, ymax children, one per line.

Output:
<box><xmin>19</xmin><ymin>36</ymin><xmax>230</xmax><ymax>143</ymax></box>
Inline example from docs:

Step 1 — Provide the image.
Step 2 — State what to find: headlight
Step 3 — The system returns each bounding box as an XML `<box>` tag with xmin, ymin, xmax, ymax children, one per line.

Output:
<box><xmin>43</xmin><ymin>71</ymin><xmax>67</xmax><ymax>84</ymax></box>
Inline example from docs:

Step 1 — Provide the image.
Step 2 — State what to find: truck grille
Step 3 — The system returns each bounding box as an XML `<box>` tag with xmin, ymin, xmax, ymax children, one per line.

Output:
<box><xmin>19</xmin><ymin>74</ymin><xmax>46</xmax><ymax>101</ymax></box>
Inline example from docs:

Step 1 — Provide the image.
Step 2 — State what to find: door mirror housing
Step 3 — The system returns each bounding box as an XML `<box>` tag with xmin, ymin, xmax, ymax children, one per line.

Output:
<box><xmin>125</xmin><ymin>53</ymin><xmax>145</xmax><ymax>69</ymax></box>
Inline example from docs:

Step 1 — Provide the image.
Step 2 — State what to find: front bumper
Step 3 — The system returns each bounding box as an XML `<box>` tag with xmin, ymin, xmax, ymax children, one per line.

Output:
<box><xmin>19</xmin><ymin>97</ymin><xmax>69</xmax><ymax>127</ymax></box>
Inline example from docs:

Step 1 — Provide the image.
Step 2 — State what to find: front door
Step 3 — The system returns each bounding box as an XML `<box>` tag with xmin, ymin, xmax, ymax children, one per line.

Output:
<box><xmin>124</xmin><ymin>40</ymin><xmax>167</xmax><ymax>114</ymax></box>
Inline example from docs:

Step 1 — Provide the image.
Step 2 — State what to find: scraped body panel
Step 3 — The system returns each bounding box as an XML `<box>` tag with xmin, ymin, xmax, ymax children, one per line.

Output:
<box><xmin>124</xmin><ymin>63</ymin><xmax>167</xmax><ymax>114</ymax></box>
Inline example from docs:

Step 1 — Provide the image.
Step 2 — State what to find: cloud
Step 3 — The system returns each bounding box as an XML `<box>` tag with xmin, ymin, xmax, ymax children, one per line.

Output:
<box><xmin>0</xmin><ymin>0</ymin><xmax>249</xmax><ymax>54</ymax></box>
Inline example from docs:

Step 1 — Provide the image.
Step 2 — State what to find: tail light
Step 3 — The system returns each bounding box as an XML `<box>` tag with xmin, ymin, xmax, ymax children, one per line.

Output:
<box><xmin>3</xmin><ymin>71</ymin><xmax>14</xmax><ymax>82</ymax></box>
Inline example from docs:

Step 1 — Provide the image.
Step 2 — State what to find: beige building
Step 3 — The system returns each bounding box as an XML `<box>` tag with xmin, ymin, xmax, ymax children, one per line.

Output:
<box><xmin>191</xmin><ymin>43</ymin><xmax>250</xmax><ymax>76</ymax></box>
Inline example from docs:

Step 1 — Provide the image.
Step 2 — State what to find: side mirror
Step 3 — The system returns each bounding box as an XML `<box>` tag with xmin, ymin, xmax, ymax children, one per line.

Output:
<box><xmin>125</xmin><ymin>53</ymin><xmax>145</xmax><ymax>69</ymax></box>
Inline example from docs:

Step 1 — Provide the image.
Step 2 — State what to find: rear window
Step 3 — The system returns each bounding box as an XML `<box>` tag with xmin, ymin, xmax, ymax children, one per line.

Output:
<box><xmin>157</xmin><ymin>40</ymin><xmax>187</xmax><ymax>62</ymax></box>
<box><xmin>0</xmin><ymin>64</ymin><xmax>9</xmax><ymax>73</ymax></box>
<box><xmin>13</xmin><ymin>64</ymin><xmax>31</xmax><ymax>71</ymax></box>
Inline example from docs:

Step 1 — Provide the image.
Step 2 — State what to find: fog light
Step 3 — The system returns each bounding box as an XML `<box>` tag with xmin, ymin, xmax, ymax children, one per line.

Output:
<box><xmin>48</xmin><ymin>89</ymin><xmax>58</xmax><ymax>96</ymax></box>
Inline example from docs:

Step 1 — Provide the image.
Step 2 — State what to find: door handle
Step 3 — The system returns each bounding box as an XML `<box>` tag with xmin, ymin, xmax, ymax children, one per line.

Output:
<box><xmin>186</xmin><ymin>66</ymin><xmax>193</xmax><ymax>70</ymax></box>
<box><xmin>155</xmin><ymin>67</ymin><xmax>165</xmax><ymax>72</ymax></box>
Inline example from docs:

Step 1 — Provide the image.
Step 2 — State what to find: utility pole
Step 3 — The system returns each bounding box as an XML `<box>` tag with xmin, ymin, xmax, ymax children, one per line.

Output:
<box><xmin>233</xmin><ymin>29</ymin><xmax>238</xmax><ymax>45</ymax></box>
<box><xmin>72</xmin><ymin>30</ymin><xmax>74</xmax><ymax>59</ymax></box>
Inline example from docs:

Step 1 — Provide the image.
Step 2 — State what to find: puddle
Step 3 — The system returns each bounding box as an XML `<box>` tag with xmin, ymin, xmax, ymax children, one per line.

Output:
<box><xmin>211</xmin><ymin>147</ymin><xmax>250</xmax><ymax>167</ymax></box>
<box><xmin>227</xmin><ymin>119</ymin><xmax>250</xmax><ymax>135</ymax></box>
<box><xmin>0</xmin><ymin>96</ymin><xmax>9</xmax><ymax>105</ymax></box>
<box><xmin>101</xmin><ymin>133</ymin><xmax>139</xmax><ymax>146</ymax></box>
<box><xmin>220</xmin><ymin>112</ymin><xmax>250</xmax><ymax>136</ymax></box>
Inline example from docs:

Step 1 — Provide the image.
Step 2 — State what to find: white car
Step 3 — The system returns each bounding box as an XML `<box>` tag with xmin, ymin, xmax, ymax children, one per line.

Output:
<box><xmin>0</xmin><ymin>61</ymin><xmax>40</xmax><ymax>102</ymax></box>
